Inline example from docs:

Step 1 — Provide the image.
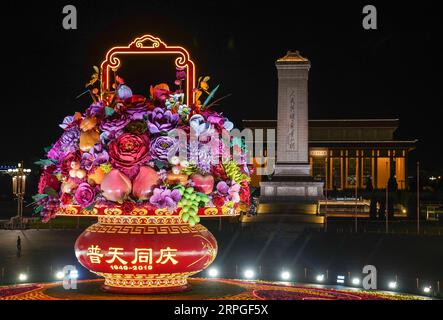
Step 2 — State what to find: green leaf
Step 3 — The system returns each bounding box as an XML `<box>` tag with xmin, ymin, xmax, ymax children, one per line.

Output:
<box><xmin>43</xmin><ymin>187</ymin><xmax>58</xmax><ymax>197</ymax></box>
<box><xmin>34</xmin><ymin>205</ymin><xmax>44</xmax><ymax>214</ymax></box>
<box><xmin>154</xmin><ymin>160</ymin><xmax>167</xmax><ymax>170</ymax></box>
<box><xmin>83</xmin><ymin>202</ymin><xmax>96</xmax><ymax>212</ymax></box>
<box><xmin>202</xmin><ymin>84</ymin><xmax>220</xmax><ymax>109</ymax></box>
<box><xmin>32</xmin><ymin>194</ymin><xmax>49</xmax><ymax>202</ymax></box>
<box><xmin>34</xmin><ymin>159</ymin><xmax>56</xmax><ymax>167</ymax></box>
<box><xmin>105</xmin><ymin>107</ymin><xmax>115</xmax><ymax>117</ymax></box>
<box><xmin>43</xmin><ymin>145</ymin><xmax>53</xmax><ymax>153</ymax></box>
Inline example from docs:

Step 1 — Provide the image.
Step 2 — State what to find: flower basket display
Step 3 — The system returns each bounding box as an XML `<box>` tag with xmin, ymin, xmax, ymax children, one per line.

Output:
<box><xmin>34</xmin><ymin>35</ymin><xmax>252</xmax><ymax>294</ymax></box>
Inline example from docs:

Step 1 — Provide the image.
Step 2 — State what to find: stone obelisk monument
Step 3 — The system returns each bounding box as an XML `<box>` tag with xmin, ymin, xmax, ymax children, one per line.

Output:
<box><xmin>260</xmin><ymin>51</ymin><xmax>324</xmax><ymax>212</ymax></box>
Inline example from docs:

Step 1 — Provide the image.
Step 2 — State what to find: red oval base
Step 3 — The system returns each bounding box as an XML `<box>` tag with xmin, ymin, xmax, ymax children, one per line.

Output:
<box><xmin>74</xmin><ymin>216</ymin><xmax>218</xmax><ymax>294</ymax></box>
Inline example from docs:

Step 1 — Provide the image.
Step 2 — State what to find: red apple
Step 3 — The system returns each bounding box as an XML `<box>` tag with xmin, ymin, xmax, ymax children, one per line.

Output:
<box><xmin>190</xmin><ymin>174</ymin><xmax>214</xmax><ymax>194</ymax></box>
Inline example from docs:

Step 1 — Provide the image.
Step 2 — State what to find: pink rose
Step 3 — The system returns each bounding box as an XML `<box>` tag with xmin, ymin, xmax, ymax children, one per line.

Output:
<box><xmin>74</xmin><ymin>183</ymin><xmax>95</xmax><ymax>207</ymax></box>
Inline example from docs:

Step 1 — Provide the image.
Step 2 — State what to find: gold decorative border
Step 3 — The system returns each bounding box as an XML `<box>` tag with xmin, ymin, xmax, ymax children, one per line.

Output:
<box><xmin>96</xmin><ymin>272</ymin><xmax>196</xmax><ymax>289</ymax></box>
<box><xmin>56</xmin><ymin>204</ymin><xmax>239</xmax><ymax>218</ymax></box>
<box><xmin>87</xmin><ymin>222</ymin><xmax>208</xmax><ymax>235</ymax></box>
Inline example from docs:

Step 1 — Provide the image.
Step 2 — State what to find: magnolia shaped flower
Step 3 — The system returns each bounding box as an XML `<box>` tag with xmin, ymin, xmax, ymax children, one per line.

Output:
<box><xmin>149</xmin><ymin>187</ymin><xmax>182</xmax><ymax>211</ymax></box>
<box><xmin>189</xmin><ymin>114</ymin><xmax>211</xmax><ymax>136</ymax></box>
<box><xmin>146</xmin><ymin>107</ymin><xmax>179</xmax><ymax>134</ymax></box>
<box><xmin>216</xmin><ymin>181</ymin><xmax>241</xmax><ymax>203</ymax></box>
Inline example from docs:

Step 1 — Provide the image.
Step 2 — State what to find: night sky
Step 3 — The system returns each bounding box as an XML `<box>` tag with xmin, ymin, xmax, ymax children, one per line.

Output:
<box><xmin>1</xmin><ymin>0</ymin><xmax>441</xmax><ymax>173</ymax></box>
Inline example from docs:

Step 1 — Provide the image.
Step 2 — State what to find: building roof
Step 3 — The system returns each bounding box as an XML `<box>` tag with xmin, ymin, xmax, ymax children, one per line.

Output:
<box><xmin>276</xmin><ymin>51</ymin><xmax>310</xmax><ymax>64</ymax></box>
<box><xmin>243</xmin><ymin>119</ymin><xmax>400</xmax><ymax>128</ymax></box>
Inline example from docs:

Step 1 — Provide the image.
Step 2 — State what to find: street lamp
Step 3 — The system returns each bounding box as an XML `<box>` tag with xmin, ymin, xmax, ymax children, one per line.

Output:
<box><xmin>7</xmin><ymin>161</ymin><xmax>31</xmax><ymax>229</ymax></box>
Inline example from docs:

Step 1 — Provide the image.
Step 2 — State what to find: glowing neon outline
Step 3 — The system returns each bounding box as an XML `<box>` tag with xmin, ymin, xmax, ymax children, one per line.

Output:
<box><xmin>100</xmin><ymin>35</ymin><xmax>196</xmax><ymax>105</ymax></box>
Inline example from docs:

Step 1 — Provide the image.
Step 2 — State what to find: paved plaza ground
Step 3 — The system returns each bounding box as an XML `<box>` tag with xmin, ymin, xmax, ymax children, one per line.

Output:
<box><xmin>0</xmin><ymin>219</ymin><xmax>442</xmax><ymax>298</ymax></box>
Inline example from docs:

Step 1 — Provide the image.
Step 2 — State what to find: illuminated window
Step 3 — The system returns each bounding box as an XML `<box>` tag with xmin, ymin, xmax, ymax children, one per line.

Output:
<box><xmin>312</xmin><ymin>158</ymin><xmax>326</xmax><ymax>181</ymax></box>
<box><xmin>395</xmin><ymin>157</ymin><xmax>406</xmax><ymax>190</ymax></box>
<box><xmin>362</xmin><ymin>158</ymin><xmax>372</xmax><ymax>186</ymax></box>
<box><xmin>332</xmin><ymin>158</ymin><xmax>341</xmax><ymax>189</ymax></box>
<box><xmin>377</xmin><ymin>158</ymin><xmax>390</xmax><ymax>189</ymax></box>
<box><xmin>347</xmin><ymin>158</ymin><xmax>357</xmax><ymax>187</ymax></box>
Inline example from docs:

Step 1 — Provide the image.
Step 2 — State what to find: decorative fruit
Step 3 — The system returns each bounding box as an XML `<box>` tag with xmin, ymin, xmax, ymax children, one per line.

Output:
<box><xmin>76</xmin><ymin>169</ymin><xmax>87</xmax><ymax>179</ymax></box>
<box><xmin>70</xmin><ymin>161</ymin><xmax>81</xmax><ymax>170</ymax></box>
<box><xmin>132</xmin><ymin>166</ymin><xmax>160</xmax><ymax>200</ymax></box>
<box><xmin>88</xmin><ymin>167</ymin><xmax>105</xmax><ymax>185</ymax></box>
<box><xmin>166</xmin><ymin>173</ymin><xmax>188</xmax><ymax>186</ymax></box>
<box><xmin>61</xmin><ymin>179</ymin><xmax>77</xmax><ymax>194</ymax></box>
<box><xmin>190</xmin><ymin>174</ymin><xmax>214</xmax><ymax>195</ymax></box>
<box><xmin>100</xmin><ymin>169</ymin><xmax>132</xmax><ymax>202</ymax></box>
<box><xmin>177</xmin><ymin>186</ymin><xmax>209</xmax><ymax>227</ymax></box>
<box><xmin>69</xmin><ymin>169</ymin><xmax>77</xmax><ymax>178</ymax></box>
<box><xmin>80</xmin><ymin>116</ymin><xmax>97</xmax><ymax>132</ymax></box>
<box><xmin>79</xmin><ymin>130</ymin><xmax>100</xmax><ymax>152</ymax></box>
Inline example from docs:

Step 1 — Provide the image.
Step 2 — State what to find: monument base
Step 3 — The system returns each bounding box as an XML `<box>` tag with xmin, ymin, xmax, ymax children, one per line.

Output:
<box><xmin>259</xmin><ymin>176</ymin><xmax>324</xmax><ymax>203</ymax></box>
<box><xmin>249</xmin><ymin>175</ymin><xmax>324</xmax><ymax>223</ymax></box>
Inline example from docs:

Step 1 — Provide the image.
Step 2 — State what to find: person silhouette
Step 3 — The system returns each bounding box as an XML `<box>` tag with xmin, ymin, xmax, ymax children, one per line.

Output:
<box><xmin>16</xmin><ymin>236</ymin><xmax>22</xmax><ymax>257</ymax></box>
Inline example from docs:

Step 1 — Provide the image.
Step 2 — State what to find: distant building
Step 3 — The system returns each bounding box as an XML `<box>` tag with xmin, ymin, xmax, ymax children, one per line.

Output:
<box><xmin>243</xmin><ymin>118</ymin><xmax>416</xmax><ymax>191</ymax></box>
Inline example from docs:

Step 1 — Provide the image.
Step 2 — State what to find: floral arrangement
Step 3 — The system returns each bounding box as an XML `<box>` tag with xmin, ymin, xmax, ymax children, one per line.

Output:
<box><xmin>34</xmin><ymin>68</ymin><xmax>252</xmax><ymax>226</ymax></box>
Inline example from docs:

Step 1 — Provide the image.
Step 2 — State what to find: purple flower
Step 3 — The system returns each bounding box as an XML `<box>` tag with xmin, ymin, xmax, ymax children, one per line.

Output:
<box><xmin>125</xmin><ymin>102</ymin><xmax>148</xmax><ymax>120</ymax></box>
<box><xmin>59</xmin><ymin>115</ymin><xmax>75</xmax><ymax>130</ymax></box>
<box><xmin>146</xmin><ymin>107</ymin><xmax>179</xmax><ymax>134</ymax></box>
<box><xmin>74</xmin><ymin>183</ymin><xmax>96</xmax><ymax>207</ymax></box>
<box><xmin>216</xmin><ymin>181</ymin><xmax>240</xmax><ymax>203</ymax></box>
<box><xmin>116</xmin><ymin>84</ymin><xmax>133</xmax><ymax>100</ymax></box>
<box><xmin>149</xmin><ymin>187</ymin><xmax>182</xmax><ymax>211</ymax></box>
<box><xmin>81</xmin><ymin>145</ymin><xmax>109</xmax><ymax>171</ymax></box>
<box><xmin>176</xmin><ymin>67</ymin><xmax>186</xmax><ymax>81</ymax></box>
<box><xmin>100</xmin><ymin>113</ymin><xmax>130</xmax><ymax>134</ymax></box>
<box><xmin>59</xmin><ymin>126</ymin><xmax>80</xmax><ymax>153</ymax></box>
<box><xmin>150</xmin><ymin>136</ymin><xmax>178</xmax><ymax>161</ymax></box>
<box><xmin>189</xmin><ymin>142</ymin><xmax>213</xmax><ymax>174</ymax></box>
<box><xmin>86</xmin><ymin>102</ymin><xmax>104</xmax><ymax>116</ymax></box>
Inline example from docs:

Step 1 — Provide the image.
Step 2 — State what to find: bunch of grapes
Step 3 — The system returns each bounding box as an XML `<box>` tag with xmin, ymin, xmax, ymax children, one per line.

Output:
<box><xmin>176</xmin><ymin>185</ymin><xmax>210</xmax><ymax>226</ymax></box>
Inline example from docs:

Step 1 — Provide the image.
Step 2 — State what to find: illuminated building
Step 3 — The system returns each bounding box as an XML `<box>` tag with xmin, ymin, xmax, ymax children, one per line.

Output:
<box><xmin>244</xmin><ymin>118</ymin><xmax>416</xmax><ymax>191</ymax></box>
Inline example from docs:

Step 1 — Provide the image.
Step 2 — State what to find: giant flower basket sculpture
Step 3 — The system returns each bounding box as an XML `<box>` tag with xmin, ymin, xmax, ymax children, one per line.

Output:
<box><xmin>34</xmin><ymin>35</ymin><xmax>252</xmax><ymax>294</ymax></box>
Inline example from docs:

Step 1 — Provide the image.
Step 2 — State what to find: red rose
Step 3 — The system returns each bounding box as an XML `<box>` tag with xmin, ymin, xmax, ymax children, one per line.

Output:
<box><xmin>38</xmin><ymin>166</ymin><xmax>60</xmax><ymax>194</ymax></box>
<box><xmin>212</xmin><ymin>194</ymin><xmax>226</xmax><ymax>207</ymax></box>
<box><xmin>60</xmin><ymin>193</ymin><xmax>73</xmax><ymax>205</ymax></box>
<box><xmin>109</xmin><ymin>133</ymin><xmax>150</xmax><ymax>169</ymax></box>
<box><xmin>121</xmin><ymin>201</ymin><xmax>135</xmax><ymax>214</ymax></box>
<box><xmin>239</xmin><ymin>181</ymin><xmax>251</xmax><ymax>206</ymax></box>
<box><xmin>212</xmin><ymin>164</ymin><xmax>228</xmax><ymax>180</ymax></box>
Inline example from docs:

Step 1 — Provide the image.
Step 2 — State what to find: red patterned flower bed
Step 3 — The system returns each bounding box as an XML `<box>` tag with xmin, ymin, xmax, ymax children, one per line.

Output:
<box><xmin>0</xmin><ymin>285</ymin><xmax>42</xmax><ymax>297</ymax></box>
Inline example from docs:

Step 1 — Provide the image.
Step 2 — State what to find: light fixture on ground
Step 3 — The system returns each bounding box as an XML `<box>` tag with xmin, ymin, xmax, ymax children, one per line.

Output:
<box><xmin>55</xmin><ymin>271</ymin><xmax>65</xmax><ymax>280</ymax></box>
<box><xmin>336</xmin><ymin>275</ymin><xmax>345</xmax><ymax>284</ymax></box>
<box><xmin>208</xmin><ymin>267</ymin><xmax>219</xmax><ymax>278</ymax></box>
<box><xmin>423</xmin><ymin>286</ymin><xmax>431</xmax><ymax>294</ymax></box>
<box><xmin>18</xmin><ymin>273</ymin><xmax>28</xmax><ymax>282</ymax></box>
<box><xmin>351</xmin><ymin>277</ymin><xmax>360</xmax><ymax>286</ymax></box>
<box><xmin>316</xmin><ymin>274</ymin><xmax>325</xmax><ymax>282</ymax></box>
<box><xmin>388</xmin><ymin>281</ymin><xmax>397</xmax><ymax>289</ymax></box>
<box><xmin>244</xmin><ymin>269</ymin><xmax>255</xmax><ymax>279</ymax></box>
<box><xmin>281</xmin><ymin>271</ymin><xmax>291</xmax><ymax>281</ymax></box>
<box><xmin>69</xmin><ymin>269</ymin><xmax>79</xmax><ymax>279</ymax></box>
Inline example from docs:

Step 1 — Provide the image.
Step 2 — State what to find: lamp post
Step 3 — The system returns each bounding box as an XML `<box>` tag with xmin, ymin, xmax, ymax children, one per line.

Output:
<box><xmin>417</xmin><ymin>161</ymin><xmax>420</xmax><ymax>235</ymax></box>
<box><xmin>385</xmin><ymin>161</ymin><xmax>389</xmax><ymax>234</ymax></box>
<box><xmin>7</xmin><ymin>161</ymin><xmax>31</xmax><ymax>229</ymax></box>
<box><xmin>324</xmin><ymin>157</ymin><xmax>328</xmax><ymax>231</ymax></box>
<box><xmin>355</xmin><ymin>176</ymin><xmax>358</xmax><ymax>233</ymax></box>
